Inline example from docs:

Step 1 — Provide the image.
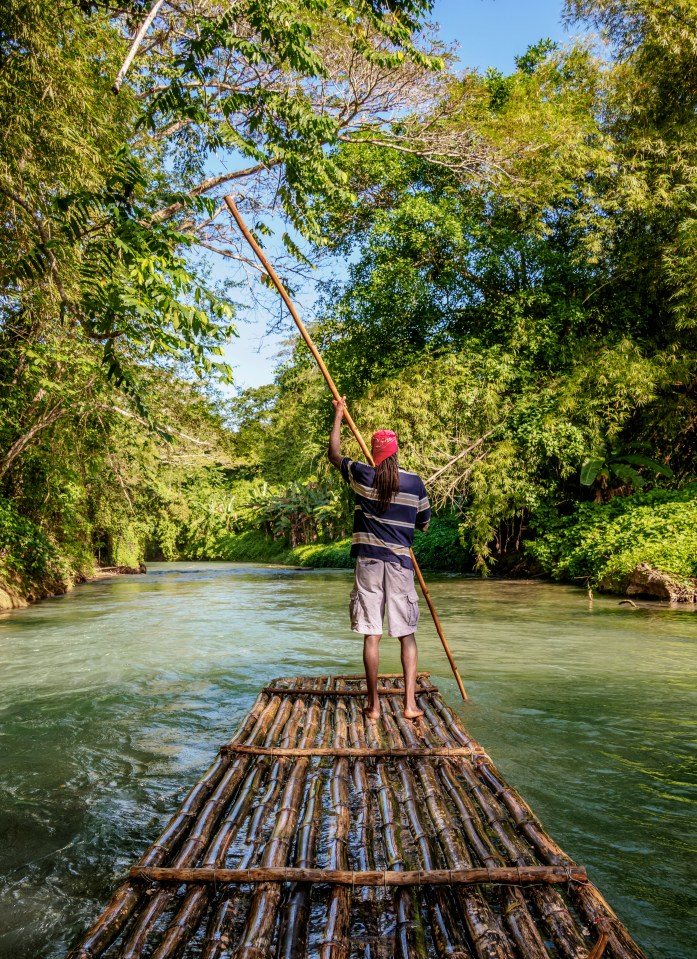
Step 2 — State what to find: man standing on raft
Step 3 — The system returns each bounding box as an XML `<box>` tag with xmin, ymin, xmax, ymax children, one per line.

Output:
<box><xmin>328</xmin><ymin>397</ymin><xmax>431</xmax><ymax>720</ymax></box>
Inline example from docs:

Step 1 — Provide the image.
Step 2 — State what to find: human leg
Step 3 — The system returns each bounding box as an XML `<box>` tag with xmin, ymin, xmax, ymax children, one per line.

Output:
<box><xmin>398</xmin><ymin>633</ymin><xmax>423</xmax><ymax>719</ymax></box>
<box><xmin>383</xmin><ymin>562</ymin><xmax>422</xmax><ymax>716</ymax></box>
<box><xmin>350</xmin><ymin>559</ymin><xmax>387</xmax><ymax>719</ymax></box>
<box><xmin>363</xmin><ymin>633</ymin><xmax>382</xmax><ymax>718</ymax></box>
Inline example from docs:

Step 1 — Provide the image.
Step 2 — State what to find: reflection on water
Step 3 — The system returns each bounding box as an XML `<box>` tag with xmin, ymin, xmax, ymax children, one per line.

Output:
<box><xmin>0</xmin><ymin>563</ymin><xmax>694</xmax><ymax>958</ymax></box>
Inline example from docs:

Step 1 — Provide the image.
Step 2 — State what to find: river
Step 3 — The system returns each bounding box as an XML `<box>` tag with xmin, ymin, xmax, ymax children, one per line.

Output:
<box><xmin>0</xmin><ymin>562</ymin><xmax>695</xmax><ymax>958</ymax></box>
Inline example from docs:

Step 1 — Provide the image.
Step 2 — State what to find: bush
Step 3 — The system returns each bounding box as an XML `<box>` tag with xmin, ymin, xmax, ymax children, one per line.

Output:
<box><xmin>291</xmin><ymin>538</ymin><xmax>353</xmax><ymax>568</ymax></box>
<box><xmin>528</xmin><ymin>486</ymin><xmax>697</xmax><ymax>589</ymax></box>
<box><xmin>413</xmin><ymin>514</ymin><xmax>470</xmax><ymax>571</ymax></box>
<box><xmin>201</xmin><ymin>530</ymin><xmax>292</xmax><ymax>564</ymax></box>
<box><xmin>0</xmin><ymin>496</ymin><xmax>67</xmax><ymax>589</ymax></box>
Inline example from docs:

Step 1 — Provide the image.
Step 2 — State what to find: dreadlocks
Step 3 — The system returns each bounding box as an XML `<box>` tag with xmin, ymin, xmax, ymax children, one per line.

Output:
<box><xmin>373</xmin><ymin>453</ymin><xmax>400</xmax><ymax>512</ymax></box>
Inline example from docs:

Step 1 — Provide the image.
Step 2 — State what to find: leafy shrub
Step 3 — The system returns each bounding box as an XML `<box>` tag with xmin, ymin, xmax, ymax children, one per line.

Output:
<box><xmin>413</xmin><ymin>514</ymin><xmax>470</xmax><ymax>571</ymax></box>
<box><xmin>290</xmin><ymin>538</ymin><xmax>353</xmax><ymax>568</ymax></box>
<box><xmin>0</xmin><ymin>496</ymin><xmax>65</xmax><ymax>587</ymax></box>
<box><xmin>199</xmin><ymin>530</ymin><xmax>292</xmax><ymax>564</ymax></box>
<box><xmin>528</xmin><ymin>486</ymin><xmax>697</xmax><ymax>588</ymax></box>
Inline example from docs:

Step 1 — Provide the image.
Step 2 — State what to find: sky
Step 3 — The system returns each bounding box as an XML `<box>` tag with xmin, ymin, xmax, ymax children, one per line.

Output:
<box><xmin>225</xmin><ymin>0</ymin><xmax>576</xmax><ymax>391</ymax></box>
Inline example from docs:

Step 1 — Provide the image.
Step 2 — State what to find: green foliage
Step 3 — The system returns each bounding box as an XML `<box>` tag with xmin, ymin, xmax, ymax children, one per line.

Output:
<box><xmin>528</xmin><ymin>486</ymin><xmax>697</xmax><ymax>589</ymax></box>
<box><xmin>290</xmin><ymin>538</ymin><xmax>353</xmax><ymax>568</ymax></box>
<box><xmin>0</xmin><ymin>497</ymin><xmax>64</xmax><ymax>588</ymax></box>
<box><xmin>580</xmin><ymin>441</ymin><xmax>673</xmax><ymax>493</ymax></box>
<box><xmin>195</xmin><ymin>529</ymin><xmax>353</xmax><ymax>568</ymax></box>
<box><xmin>412</xmin><ymin>515</ymin><xmax>469</xmax><ymax>572</ymax></box>
<box><xmin>2</xmin><ymin>0</ymin><xmax>697</xmax><ymax>602</ymax></box>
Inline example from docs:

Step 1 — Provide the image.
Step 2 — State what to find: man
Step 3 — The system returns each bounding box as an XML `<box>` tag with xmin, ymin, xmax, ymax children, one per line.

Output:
<box><xmin>328</xmin><ymin>396</ymin><xmax>431</xmax><ymax>720</ymax></box>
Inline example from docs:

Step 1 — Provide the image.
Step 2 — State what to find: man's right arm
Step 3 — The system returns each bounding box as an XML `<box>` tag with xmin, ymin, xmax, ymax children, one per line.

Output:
<box><xmin>328</xmin><ymin>395</ymin><xmax>347</xmax><ymax>469</ymax></box>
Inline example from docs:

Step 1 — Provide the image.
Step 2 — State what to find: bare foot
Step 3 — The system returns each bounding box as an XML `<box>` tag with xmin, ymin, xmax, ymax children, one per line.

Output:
<box><xmin>363</xmin><ymin>705</ymin><xmax>380</xmax><ymax>720</ymax></box>
<box><xmin>403</xmin><ymin>706</ymin><xmax>424</xmax><ymax>720</ymax></box>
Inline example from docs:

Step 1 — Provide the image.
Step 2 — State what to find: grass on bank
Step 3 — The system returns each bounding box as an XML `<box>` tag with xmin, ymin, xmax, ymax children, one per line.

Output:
<box><xmin>192</xmin><ymin>515</ymin><xmax>470</xmax><ymax>571</ymax></box>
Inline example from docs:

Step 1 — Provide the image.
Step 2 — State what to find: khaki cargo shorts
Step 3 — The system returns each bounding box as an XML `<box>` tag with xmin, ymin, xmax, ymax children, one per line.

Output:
<box><xmin>349</xmin><ymin>557</ymin><xmax>420</xmax><ymax>637</ymax></box>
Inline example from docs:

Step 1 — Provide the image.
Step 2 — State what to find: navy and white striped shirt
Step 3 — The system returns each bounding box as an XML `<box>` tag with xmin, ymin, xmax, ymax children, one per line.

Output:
<box><xmin>339</xmin><ymin>457</ymin><xmax>431</xmax><ymax>569</ymax></box>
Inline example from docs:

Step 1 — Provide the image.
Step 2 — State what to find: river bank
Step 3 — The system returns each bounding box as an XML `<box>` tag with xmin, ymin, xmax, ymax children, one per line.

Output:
<box><xmin>0</xmin><ymin>565</ymin><xmax>147</xmax><ymax>611</ymax></box>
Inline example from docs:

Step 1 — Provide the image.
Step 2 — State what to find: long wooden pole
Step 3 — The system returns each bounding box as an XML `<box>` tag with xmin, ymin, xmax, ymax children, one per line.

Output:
<box><xmin>223</xmin><ymin>194</ymin><xmax>468</xmax><ymax>700</ymax></box>
<box><xmin>130</xmin><ymin>865</ymin><xmax>588</xmax><ymax>886</ymax></box>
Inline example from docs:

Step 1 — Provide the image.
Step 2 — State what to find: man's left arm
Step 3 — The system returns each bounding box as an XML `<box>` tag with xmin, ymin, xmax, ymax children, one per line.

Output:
<box><xmin>416</xmin><ymin>481</ymin><xmax>431</xmax><ymax>532</ymax></box>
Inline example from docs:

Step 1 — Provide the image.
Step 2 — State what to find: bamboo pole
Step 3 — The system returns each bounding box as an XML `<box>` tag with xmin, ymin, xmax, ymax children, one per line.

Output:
<box><xmin>222</xmin><ymin>745</ymin><xmax>485</xmax><ymax>758</ymax></box>
<box><xmin>336</xmin><ymin>672</ymin><xmax>430</xmax><ymax>680</ymax></box>
<box><xmin>345</xmin><ymin>697</ymin><xmax>380</xmax><ymax>951</ymax></box>
<box><xmin>528</xmin><ymin>887</ymin><xmax>589</xmax><ymax>959</ymax></box>
<box><xmin>390</xmin><ymin>695</ymin><xmax>557</xmax><ymax>959</ymax></box>
<box><xmin>375</xmin><ymin>759</ymin><xmax>429</xmax><ymax>959</ymax></box>
<box><xmin>259</xmin><ymin>685</ymin><xmax>438</xmax><ymax>697</ymax></box>
<box><xmin>223</xmin><ymin>194</ymin><xmax>468</xmax><ymax>701</ymax></box>
<box><xmin>278</xmin><ymin>681</ymin><xmax>332</xmax><ymax>959</ymax></box>
<box><xmin>387</xmin><ymin>719</ymin><xmax>483</xmax><ymax>958</ymax></box>
<box><xmin>320</xmin><ymin>688</ymin><xmax>352</xmax><ymax>959</ymax></box>
<box><xmin>130</xmin><ymin>866</ymin><xmax>589</xmax><ymax>887</ymax></box>
<box><xmin>201</xmin><ymin>704</ymin><xmax>303</xmax><ymax>959</ymax></box>
<box><xmin>388</xmin><ymin>701</ymin><xmax>506</xmax><ymax>959</ymax></box>
<box><xmin>149</xmin><ymin>760</ymin><xmax>269</xmax><ymax>959</ymax></box>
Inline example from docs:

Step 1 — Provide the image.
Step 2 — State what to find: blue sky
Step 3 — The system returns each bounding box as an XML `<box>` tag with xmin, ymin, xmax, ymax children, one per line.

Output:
<box><xmin>432</xmin><ymin>0</ymin><xmax>572</xmax><ymax>70</ymax></box>
<box><xmin>226</xmin><ymin>0</ymin><xmax>575</xmax><ymax>390</ymax></box>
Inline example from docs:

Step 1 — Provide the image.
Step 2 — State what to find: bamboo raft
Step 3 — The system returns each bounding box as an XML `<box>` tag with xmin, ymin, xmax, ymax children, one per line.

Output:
<box><xmin>66</xmin><ymin>674</ymin><xmax>647</xmax><ymax>959</ymax></box>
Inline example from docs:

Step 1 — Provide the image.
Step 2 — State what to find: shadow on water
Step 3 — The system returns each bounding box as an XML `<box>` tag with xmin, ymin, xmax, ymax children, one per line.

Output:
<box><xmin>0</xmin><ymin>562</ymin><xmax>695</xmax><ymax>958</ymax></box>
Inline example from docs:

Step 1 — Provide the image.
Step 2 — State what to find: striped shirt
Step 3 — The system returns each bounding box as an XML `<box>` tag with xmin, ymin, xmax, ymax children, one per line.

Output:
<box><xmin>339</xmin><ymin>458</ymin><xmax>431</xmax><ymax>569</ymax></box>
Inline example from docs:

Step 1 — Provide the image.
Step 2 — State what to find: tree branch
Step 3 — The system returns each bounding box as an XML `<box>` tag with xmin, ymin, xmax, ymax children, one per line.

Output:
<box><xmin>112</xmin><ymin>0</ymin><xmax>167</xmax><ymax>94</ymax></box>
<box><xmin>426</xmin><ymin>430</ymin><xmax>496</xmax><ymax>484</ymax></box>
<box><xmin>149</xmin><ymin>161</ymin><xmax>278</xmax><ymax>223</ymax></box>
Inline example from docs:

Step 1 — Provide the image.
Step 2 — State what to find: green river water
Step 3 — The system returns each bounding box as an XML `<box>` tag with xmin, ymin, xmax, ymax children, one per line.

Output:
<box><xmin>0</xmin><ymin>562</ymin><xmax>695</xmax><ymax>958</ymax></box>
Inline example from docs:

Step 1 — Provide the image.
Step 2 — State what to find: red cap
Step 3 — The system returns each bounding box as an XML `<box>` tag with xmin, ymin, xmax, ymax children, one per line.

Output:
<box><xmin>371</xmin><ymin>430</ymin><xmax>398</xmax><ymax>466</ymax></box>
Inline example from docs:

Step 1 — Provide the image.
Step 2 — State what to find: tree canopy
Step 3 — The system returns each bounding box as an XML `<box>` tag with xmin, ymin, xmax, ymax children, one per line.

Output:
<box><xmin>1</xmin><ymin>0</ymin><xmax>695</xmax><ymax>598</ymax></box>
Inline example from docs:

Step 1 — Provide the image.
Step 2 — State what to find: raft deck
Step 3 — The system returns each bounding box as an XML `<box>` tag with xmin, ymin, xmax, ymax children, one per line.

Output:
<box><xmin>67</xmin><ymin>674</ymin><xmax>646</xmax><ymax>959</ymax></box>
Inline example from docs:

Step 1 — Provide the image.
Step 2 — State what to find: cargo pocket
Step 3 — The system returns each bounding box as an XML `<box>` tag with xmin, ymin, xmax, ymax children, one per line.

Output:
<box><xmin>349</xmin><ymin>588</ymin><xmax>362</xmax><ymax>630</ymax></box>
<box><xmin>406</xmin><ymin>592</ymin><xmax>420</xmax><ymax>628</ymax></box>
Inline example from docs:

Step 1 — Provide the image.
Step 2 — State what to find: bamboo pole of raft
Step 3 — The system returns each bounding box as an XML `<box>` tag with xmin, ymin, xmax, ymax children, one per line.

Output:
<box><xmin>222</xmin><ymin>745</ymin><xmax>486</xmax><ymax>758</ymax></box>
<box><xmin>201</xmin><ymin>694</ymin><xmax>307</xmax><ymax>959</ymax></box>
<box><xmin>277</xmin><ymin>684</ymin><xmax>333</xmax><ymax>959</ymax></box>
<box><xmin>130</xmin><ymin>866</ymin><xmax>589</xmax><ymax>886</ymax></box>
<box><xmin>223</xmin><ymin>194</ymin><xmax>468</xmax><ymax>702</ymax></box>
<box><xmin>320</xmin><ymin>683</ymin><xmax>351</xmax><ymax>959</ymax></box>
<box><xmin>346</xmin><ymin>697</ymin><xmax>381</xmax><ymax>952</ymax></box>
<box><xmin>147</xmin><ymin>759</ymin><xmax>268</xmax><ymax>959</ymax></box>
<box><xmin>259</xmin><ymin>685</ymin><xmax>439</xmax><ymax>696</ymax></box>
<box><xmin>357</xmin><ymin>693</ymin><xmax>423</xmax><ymax>958</ymax></box>
<box><xmin>386</xmin><ymin>700</ymin><xmax>501</xmax><ymax>959</ymax></box>
<box><xmin>380</xmin><ymin>683</ymin><xmax>459</xmax><ymax>959</ymax></box>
